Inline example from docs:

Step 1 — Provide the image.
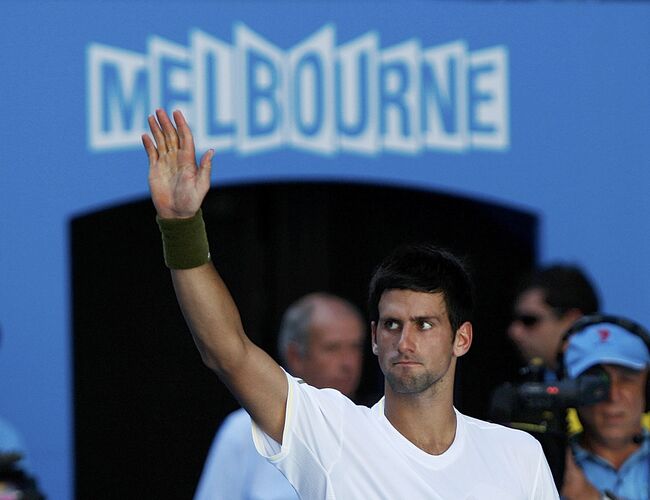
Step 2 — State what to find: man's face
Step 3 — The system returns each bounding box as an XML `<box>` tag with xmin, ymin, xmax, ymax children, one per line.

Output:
<box><xmin>578</xmin><ymin>364</ymin><xmax>647</xmax><ymax>448</ymax></box>
<box><xmin>371</xmin><ymin>289</ymin><xmax>471</xmax><ymax>396</ymax></box>
<box><xmin>295</xmin><ymin>302</ymin><xmax>365</xmax><ymax>398</ymax></box>
<box><xmin>508</xmin><ymin>288</ymin><xmax>573</xmax><ymax>369</ymax></box>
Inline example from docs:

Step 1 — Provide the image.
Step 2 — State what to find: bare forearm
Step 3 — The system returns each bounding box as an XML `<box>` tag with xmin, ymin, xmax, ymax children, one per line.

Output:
<box><xmin>170</xmin><ymin>262</ymin><xmax>288</xmax><ymax>442</ymax></box>
<box><xmin>171</xmin><ymin>263</ymin><xmax>248</xmax><ymax>373</ymax></box>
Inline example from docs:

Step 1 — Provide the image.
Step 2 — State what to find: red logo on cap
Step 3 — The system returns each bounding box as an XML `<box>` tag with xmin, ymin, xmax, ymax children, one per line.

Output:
<box><xmin>599</xmin><ymin>328</ymin><xmax>610</xmax><ymax>342</ymax></box>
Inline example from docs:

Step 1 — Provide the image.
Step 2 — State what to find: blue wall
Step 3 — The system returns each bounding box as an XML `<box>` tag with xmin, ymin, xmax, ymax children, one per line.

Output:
<box><xmin>1</xmin><ymin>1</ymin><xmax>649</xmax><ymax>498</ymax></box>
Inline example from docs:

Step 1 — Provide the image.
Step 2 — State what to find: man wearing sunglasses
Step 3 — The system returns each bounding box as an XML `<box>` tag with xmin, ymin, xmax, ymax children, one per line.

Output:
<box><xmin>508</xmin><ymin>264</ymin><xmax>600</xmax><ymax>380</ymax></box>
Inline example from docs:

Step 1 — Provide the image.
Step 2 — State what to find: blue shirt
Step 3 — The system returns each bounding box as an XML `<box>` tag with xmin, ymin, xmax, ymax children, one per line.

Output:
<box><xmin>0</xmin><ymin>416</ymin><xmax>29</xmax><ymax>471</ymax></box>
<box><xmin>570</xmin><ymin>431</ymin><xmax>650</xmax><ymax>500</ymax></box>
<box><xmin>194</xmin><ymin>408</ymin><xmax>299</xmax><ymax>500</ymax></box>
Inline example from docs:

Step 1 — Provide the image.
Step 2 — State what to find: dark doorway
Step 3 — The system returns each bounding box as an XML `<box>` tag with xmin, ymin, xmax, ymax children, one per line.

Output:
<box><xmin>72</xmin><ymin>181</ymin><xmax>536</xmax><ymax>499</ymax></box>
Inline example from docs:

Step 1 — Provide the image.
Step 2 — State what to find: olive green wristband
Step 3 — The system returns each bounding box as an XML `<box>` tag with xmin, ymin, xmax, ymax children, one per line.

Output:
<box><xmin>156</xmin><ymin>209</ymin><xmax>211</xmax><ymax>269</ymax></box>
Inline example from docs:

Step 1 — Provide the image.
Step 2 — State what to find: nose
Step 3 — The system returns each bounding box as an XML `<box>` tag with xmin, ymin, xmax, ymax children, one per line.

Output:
<box><xmin>397</xmin><ymin>325</ymin><xmax>417</xmax><ymax>354</ymax></box>
<box><xmin>508</xmin><ymin>321</ymin><xmax>523</xmax><ymax>341</ymax></box>
<box><xmin>340</xmin><ymin>347</ymin><xmax>360</xmax><ymax>372</ymax></box>
<box><xmin>608</xmin><ymin>379</ymin><xmax>623</xmax><ymax>403</ymax></box>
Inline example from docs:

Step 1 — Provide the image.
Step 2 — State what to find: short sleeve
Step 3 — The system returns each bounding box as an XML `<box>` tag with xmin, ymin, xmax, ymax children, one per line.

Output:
<box><xmin>251</xmin><ymin>371</ymin><xmax>351</xmax><ymax>497</ymax></box>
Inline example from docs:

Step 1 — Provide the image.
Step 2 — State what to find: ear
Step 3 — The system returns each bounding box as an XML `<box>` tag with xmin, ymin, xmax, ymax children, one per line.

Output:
<box><xmin>453</xmin><ymin>321</ymin><xmax>473</xmax><ymax>358</ymax></box>
<box><xmin>560</xmin><ymin>308</ymin><xmax>583</xmax><ymax>327</ymax></box>
<box><xmin>371</xmin><ymin>321</ymin><xmax>379</xmax><ymax>356</ymax></box>
<box><xmin>285</xmin><ymin>342</ymin><xmax>305</xmax><ymax>376</ymax></box>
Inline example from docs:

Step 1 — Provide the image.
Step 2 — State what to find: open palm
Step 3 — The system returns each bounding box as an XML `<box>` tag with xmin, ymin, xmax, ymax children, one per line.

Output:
<box><xmin>142</xmin><ymin>109</ymin><xmax>214</xmax><ymax>219</ymax></box>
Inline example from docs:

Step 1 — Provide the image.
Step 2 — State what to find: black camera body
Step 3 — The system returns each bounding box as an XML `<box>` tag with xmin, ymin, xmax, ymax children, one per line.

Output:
<box><xmin>488</xmin><ymin>360</ymin><xmax>610</xmax><ymax>489</ymax></box>
<box><xmin>489</xmin><ymin>365</ymin><xmax>610</xmax><ymax>428</ymax></box>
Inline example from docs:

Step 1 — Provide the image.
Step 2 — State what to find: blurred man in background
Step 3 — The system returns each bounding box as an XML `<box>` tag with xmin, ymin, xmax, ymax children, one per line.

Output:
<box><xmin>508</xmin><ymin>264</ymin><xmax>600</xmax><ymax>380</ymax></box>
<box><xmin>194</xmin><ymin>293</ymin><xmax>365</xmax><ymax>500</ymax></box>
<box><xmin>561</xmin><ymin>315</ymin><xmax>650</xmax><ymax>500</ymax></box>
<box><xmin>491</xmin><ymin>264</ymin><xmax>601</xmax><ymax>487</ymax></box>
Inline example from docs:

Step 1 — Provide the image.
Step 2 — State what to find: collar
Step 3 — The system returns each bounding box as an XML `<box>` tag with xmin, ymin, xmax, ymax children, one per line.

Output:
<box><xmin>570</xmin><ymin>428</ymin><xmax>650</xmax><ymax>469</ymax></box>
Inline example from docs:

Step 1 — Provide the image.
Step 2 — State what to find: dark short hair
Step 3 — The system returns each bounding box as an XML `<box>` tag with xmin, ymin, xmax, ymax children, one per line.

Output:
<box><xmin>368</xmin><ymin>244</ymin><xmax>475</xmax><ymax>333</ymax></box>
<box><xmin>519</xmin><ymin>264</ymin><xmax>600</xmax><ymax>316</ymax></box>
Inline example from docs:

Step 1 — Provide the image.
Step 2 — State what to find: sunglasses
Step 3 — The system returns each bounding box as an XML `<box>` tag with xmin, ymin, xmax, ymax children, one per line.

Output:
<box><xmin>512</xmin><ymin>314</ymin><xmax>546</xmax><ymax>327</ymax></box>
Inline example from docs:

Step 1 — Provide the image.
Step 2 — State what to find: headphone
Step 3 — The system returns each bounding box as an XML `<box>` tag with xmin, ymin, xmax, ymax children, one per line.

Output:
<box><xmin>557</xmin><ymin>314</ymin><xmax>650</xmax><ymax>411</ymax></box>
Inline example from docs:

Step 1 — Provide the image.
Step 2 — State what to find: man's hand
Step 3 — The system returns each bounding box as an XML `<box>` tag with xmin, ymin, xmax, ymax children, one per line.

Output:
<box><xmin>142</xmin><ymin>109</ymin><xmax>214</xmax><ymax>219</ymax></box>
<box><xmin>561</xmin><ymin>447</ymin><xmax>600</xmax><ymax>500</ymax></box>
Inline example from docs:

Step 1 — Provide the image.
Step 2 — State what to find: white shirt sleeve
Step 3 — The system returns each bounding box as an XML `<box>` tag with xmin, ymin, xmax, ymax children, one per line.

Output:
<box><xmin>252</xmin><ymin>371</ymin><xmax>349</xmax><ymax>497</ymax></box>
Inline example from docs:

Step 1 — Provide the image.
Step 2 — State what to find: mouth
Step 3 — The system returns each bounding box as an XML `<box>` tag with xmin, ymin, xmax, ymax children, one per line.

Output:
<box><xmin>598</xmin><ymin>411</ymin><xmax>628</xmax><ymax>426</ymax></box>
<box><xmin>392</xmin><ymin>360</ymin><xmax>420</xmax><ymax>366</ymax></box>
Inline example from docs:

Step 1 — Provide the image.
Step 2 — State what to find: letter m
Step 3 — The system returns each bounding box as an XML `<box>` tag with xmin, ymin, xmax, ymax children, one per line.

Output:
<box><xmin>87</xmin><ymin>43</ymin><xmax>149</xmax><ymax>151</ymax></box>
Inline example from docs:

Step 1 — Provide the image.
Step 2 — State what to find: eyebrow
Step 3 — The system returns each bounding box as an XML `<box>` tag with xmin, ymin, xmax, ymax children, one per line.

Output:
<box><xmin>378</xmin><ymin>315</ymin><xmax>440</xmax><ymax>322</ymax></box>
<box><xmin>598</xmin><ymin>364</ymin><xmax>644</xmax><ymax>377</ymax></box>
<box><xmin>615</xmin><ymin>366</ymin><xmax>643</xmax><ymax>376</ymax></box>
<box><xmin>411</xmin><ymin>315</ymin><xmax>438</xmax><ymax>322</ymax></box>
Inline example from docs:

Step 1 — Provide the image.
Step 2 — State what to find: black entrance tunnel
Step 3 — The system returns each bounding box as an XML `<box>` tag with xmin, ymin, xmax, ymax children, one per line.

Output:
<box><xmin>72</xmin><ymin>181</ymin><xmax>536</xmax><ymax>499</ymax></box>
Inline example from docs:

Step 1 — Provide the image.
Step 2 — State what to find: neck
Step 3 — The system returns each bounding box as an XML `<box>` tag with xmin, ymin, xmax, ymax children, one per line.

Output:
<box><xmin>383</xmin><ymin>383</ymin><xmax>457</xmax><ymax>455</ymax></box>
<box><xmin>581</xmin><ymin>432</ymin><xmax>642</xmax><ymax>470</ymax></box>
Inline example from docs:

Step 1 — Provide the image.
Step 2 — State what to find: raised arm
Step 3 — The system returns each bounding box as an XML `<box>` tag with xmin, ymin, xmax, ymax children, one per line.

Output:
<box><xmin>142</xmin><ymin>109</ymin><xmax>288</xmax><ymax>443</ymax></box>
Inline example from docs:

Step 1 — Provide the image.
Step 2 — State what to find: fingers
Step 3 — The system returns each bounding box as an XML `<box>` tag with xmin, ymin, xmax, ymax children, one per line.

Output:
<box><xmin>199</xmin><ymin>149</ymin><xmax>215</xmax><ymax>184</ymax></box>
<box><xmin>564</xmin><ymin>447</ymin><xmax>578</xmax><ymax>471</ymax></box>
<box><xmin>146</xmin><ymin>109</ymin><xmax>181</xmax><ymax>154</ymax></box>
<box><xmin>143</xmin><ymin>109</ymin><xmax>213</xmax><ymax>177</ymax></box>
<box><xmin>156</xmin><ymin>109</ymin><xmax>180</xmax><ymax>152</ymax></box>
<box><xmin>147</xmin><ymin>113</ymin><xmax>167</xmax><ymax>153</ymax></box>
<box><xmin>141</xmin><ymin>134</ymin><xmax>159</xmax><ymax>166</ymax></box>
<box><xmin>173</xmin><ymin>110</ymin><xmax>196</xmax><ymax>154</ymax></box>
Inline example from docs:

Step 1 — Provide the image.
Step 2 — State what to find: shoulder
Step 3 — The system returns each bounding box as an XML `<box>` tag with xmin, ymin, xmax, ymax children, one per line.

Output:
<box><xmin>460</xmin><ymin>412</ymin><xmax>543</xmax><ymax>452</ymax></box>
<box><xmin>221</xmin><ymin>407</ymin><xmax>251</xmax><ymax>428</ymax></box>
<box><xmin>214</xmin><ymin>408</ymin><xmax>254</xmax><ymax>446</ymax></box>
<box><xmin>0</xmin><ymin>416</ymin><xmax>25</xmax><ymax>452</ymax></box>
<box><xmin>458</xmin><ymin>412</ymin><xmax>557</xmax><ymax>493</ymax></box>
<box><xmin>290</xmin><ymin>375</ymin><xmax>356</xmax><ymax>409</ymax></box>
<box><xmin>287</xmin><ymin>375</ymin><xmax>371</xmax><ymax>428</ymax></box>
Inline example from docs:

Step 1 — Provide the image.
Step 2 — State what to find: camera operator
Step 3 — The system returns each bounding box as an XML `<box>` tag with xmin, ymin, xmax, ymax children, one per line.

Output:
<box><xmin>508</xmin><ymin>264</ymin><xmax>600</xmax><ymax>381</ymax></box>
<box><xmin>561</xmin><ymin>316</ymin><xmax>650</xmax><ymax>500</ymax></box>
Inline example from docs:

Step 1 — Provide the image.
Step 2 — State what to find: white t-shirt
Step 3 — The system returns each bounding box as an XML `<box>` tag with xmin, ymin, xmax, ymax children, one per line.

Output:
<box><xmin>252</xmin><ymin>372</ymin><xmax>559</xmax><ymax>500</ymax></box>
